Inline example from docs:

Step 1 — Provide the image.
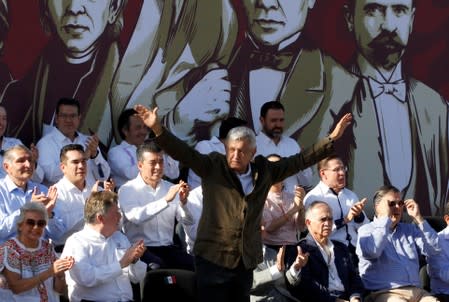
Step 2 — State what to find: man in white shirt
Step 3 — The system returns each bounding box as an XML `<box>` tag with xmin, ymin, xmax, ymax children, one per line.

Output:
<box><xmin>61</xmin><ymin>191</ymin><xmax>146</xmax><ymax>302</ymax></box>
<box><xmin>255</xmin><ymin>101</ymin><xmax>313</xmax><ymax>193</ymax></box>
<box><xmin>37</xmin><ymin>97</ymin><xmax>110</xmax><ymax>186</ymax></box>
<box><xmin>285</xmin><ymin>201</ymin><xmax>364</xmax><ymax>301</ymax></box>
<box><xmin>53</xmin><ymin>144</ymin><xmax>114</xmax><ymax>252</ymax></box>
<box><xmin>187</xmin><ymin>116</ymin><xmax>247</xmax><ymax>188</ymax></box>
<box><xmin>304</xmin><ymin>156</ymin><xmax>368</xmax><ymax>263</ymax></box>
<box><xmin>118</xmin><ymin>141</ymin><xmax>195</xmax><ymax>271</ymax></box>
<box><xmin>108</xmin><ymin>108</ymin><xmax>179</xmax><ymax>189</ymax></box>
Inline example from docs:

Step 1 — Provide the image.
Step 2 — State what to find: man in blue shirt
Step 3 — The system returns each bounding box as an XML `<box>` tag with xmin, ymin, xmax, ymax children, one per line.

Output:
<box><xmin>356</xmin><ymin>185</ymin><xmax>439</xmax><ymax>302</ymax></box>
<box><xmin>0</xmin><ymin>145</ymin><xmax>64</xmax><ymax>243</ymax></box>
<box><xmin>427</xmin><ymin>202</ymin><xmax>449</xmax><ymax>301</ymax></box>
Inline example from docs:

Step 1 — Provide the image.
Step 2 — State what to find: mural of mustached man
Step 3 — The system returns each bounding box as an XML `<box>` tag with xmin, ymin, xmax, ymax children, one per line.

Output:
<box><xmin>1</xmin><ymin>0</ymin><xmax>127</xmax><ymax>148</ymax></box>
<box><xmin>331</xmin><ymin>0</ymin><xmax>448</xmax><ymax>216</ymax></box>
<box><xmin>225</xmin><ymin>0</ymin><xmax>358</xmax><ymax>148</ymax></box>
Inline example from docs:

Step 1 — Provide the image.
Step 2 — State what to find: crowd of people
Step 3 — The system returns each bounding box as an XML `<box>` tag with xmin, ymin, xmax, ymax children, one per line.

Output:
<box><xmin>0</xmin><ymin>97</ymin><xmax>447</xmax><ymax>302</ymax></box>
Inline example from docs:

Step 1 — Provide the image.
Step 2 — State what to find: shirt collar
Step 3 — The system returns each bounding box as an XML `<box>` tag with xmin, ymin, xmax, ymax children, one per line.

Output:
<box><xmin>5</xmin><ymin>175</ymin><xmax>32</xmax><ymax>193</ymax></box>
<box><xmin>52</xmin><ymin>127</ymin><xmax>80</xmax><ymax>143</ymax></box>
<box><xmin>356</xmin><ymin>53</ymin><xmax>403</xmax><ymax>83</ymax></box>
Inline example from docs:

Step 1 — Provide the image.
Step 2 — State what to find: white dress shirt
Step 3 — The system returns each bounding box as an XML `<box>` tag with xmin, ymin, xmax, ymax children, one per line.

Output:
<box><xmin>187</xmin><ymin>136</ymin><xmax>225</xmax><ymax>188</ymax></box>
<box><xmin>256</xmin><ymin>132</ymin><xmax>313</xmax><ymax>193</ymax></box>
<box><xmin>36</xmin><ymin>127</ymin><xmax>110</xmax><ymax>186</ymax></box>
<box><xmin>304</xmin><ymin>181</ymin><xmax>369</xmax><ymax>247</ymax></box>
<box><xmin>118</xmin><ymin>174</ymin><xmax>194</xmax><ymax>246</ymax></box>
<box><xmin>184</xmin><ymin>186</ymin><xmax>203</xmax><ymax>254</ymax></box>
<box><xmin>357</xmin><ymin>55</ymin><xmax>412</xmax><ymax>192</ymax></box>
<box><xmin>61</xmin><ymin>226</ymin><xmax>146</xmax><ymax>302</ymax></box>
<box><xmin>108</xmin><ymin>141</ymin><xmax>180</xmax><ymax>188</ymax></box>
<box><xmin>0</xmin><ymin>136</ymin><xmax>44</xmax><ymax>183</ymax></box>
<box><xmin>316</xmin><ymin>239</ymin><xmax>345</xmax><ymax>293</ymax></box>
<box><xmin>53</xmin><ymin>177</ymin><xmax>94</xmax><ymax>246</ymax></box>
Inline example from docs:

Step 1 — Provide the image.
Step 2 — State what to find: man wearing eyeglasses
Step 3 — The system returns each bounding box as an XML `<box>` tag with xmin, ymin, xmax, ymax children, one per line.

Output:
<box><xmin>285</xmin><ymin>201</ymin><xmax>364</xmax><ymax>301</ymax></box>
<box><xmin>356</xmin><ymin>185</ymin><xmax>440</xmax><ymax>302</ymax></box>
<box><xmin>36</xmin><ymin>97</ymin><xmax>110</xmax><ymax>186</ymax></box>
<box><xmin>304</xmin><ymin>155</ymin><xmax>369</xmax><ymax>265</ymax></box>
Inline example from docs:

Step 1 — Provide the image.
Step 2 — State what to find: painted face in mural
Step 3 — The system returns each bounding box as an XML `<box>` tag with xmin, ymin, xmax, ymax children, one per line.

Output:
<box><xmin>242</xmin><ymin>0</ymin><xmax>316</xmax><ymax>46</ymax></box>
<box><xmin>346</xmin><ymin>0</ymin><xmax>415</xmax><ymax>69</ymax></box>
<box><xmin>46</xmin><ymin>0</ymin><xmax>121</xmax><ymax>55</ymax></box>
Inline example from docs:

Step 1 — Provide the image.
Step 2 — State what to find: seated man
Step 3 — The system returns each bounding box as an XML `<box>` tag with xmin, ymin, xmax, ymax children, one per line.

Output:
<box><xmin>53</xmin><ymin>144</ymin><xmax>114</xmax><ymax>252</ymax></box>
<box><xmin>108</xmin><ymin>108</ymin><xmax>179</xmax><ymax>189</ymax></box>
<box><xmin>304</xmin><ymin>156</ymin><xmax>368</xmax><ymax>262</ymax></box>
<box><xmin>0</xmin><ymin>145</ymin><xmax>63</xmax><ymax>243</ymax></box>
<box><xmin>61</xmin><ymin>191</ymin><xmax>146</xmax><ymax>302</ymax></box>
<box><xmin>118</xmin><ymin>141</ymin><xmax>194</xmax><ymax>271</ymax></box>
<box><xmin>36</xmin><ymin>97</ymin><xmax>110</xmax><ymax>186</ymax></box>
<box><xmin>356</xmin><ymin>185</ymin><xmax>439</xmax><ymax>302</ymax></box>
<box><xmin>427</xmin><ymin>201</ymin><xmax>449</xmax><ymax>302</ymax></box>
<box><xmin>286</xmin><ymin>201</ymin><xmax>364</xmax><ymax>302</ymax></box>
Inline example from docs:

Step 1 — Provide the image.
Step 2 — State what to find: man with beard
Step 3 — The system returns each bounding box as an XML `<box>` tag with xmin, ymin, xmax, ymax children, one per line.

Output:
<box><xmin>356</xmin><ymin>185</ymin><xmax>439</xmax><ymax>301</ymax></box>
<box><xmin>338</xmin><ymin>0</ymin><xmax>449</xmax><ymax>216</ymax></box>
<box><xmin>169</xmin><ymin>0</ymin><xmax>358</xmax><ymax>148</ymax></box>
<box><xmin>255</xmin><ymin>101</ymin><xmax>313</xmax><ymax>193</ymax></box>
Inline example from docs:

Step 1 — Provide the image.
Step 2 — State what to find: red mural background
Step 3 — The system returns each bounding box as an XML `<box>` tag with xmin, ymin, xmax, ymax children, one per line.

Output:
<box><xmin>3</xmin><ymin>0</ymin><xmax>449</xmax><ymax>101</ymax></box>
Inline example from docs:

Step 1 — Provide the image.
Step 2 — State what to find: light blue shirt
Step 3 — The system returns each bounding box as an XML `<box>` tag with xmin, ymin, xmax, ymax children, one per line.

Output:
<box><xmin>0</xmin><ymin>176</ymin><xmax>65</xmax><ymax>243</ymax></box>
<box><xmin>356</xmin><ymin>216</ymin><xmax>439</xmax><ymax>290</ymax></box>
<box><xmin>427</xmin><ymin>225</ymin><xmax>449</xmax><ymax>294</ymax></box>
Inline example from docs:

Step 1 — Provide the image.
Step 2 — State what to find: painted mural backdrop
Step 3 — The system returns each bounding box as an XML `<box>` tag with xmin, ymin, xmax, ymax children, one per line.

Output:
<box><xmin>1</xmin><ymin>0</ymin><xmax>448</xmax><ymax>216</ymax></box>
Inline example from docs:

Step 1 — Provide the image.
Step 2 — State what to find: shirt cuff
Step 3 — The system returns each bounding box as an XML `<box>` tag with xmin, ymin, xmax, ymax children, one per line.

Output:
<box><xmin>269</xmin><ymin>265</ymin><xmax>282</xmax><ymax>280</ymax></box>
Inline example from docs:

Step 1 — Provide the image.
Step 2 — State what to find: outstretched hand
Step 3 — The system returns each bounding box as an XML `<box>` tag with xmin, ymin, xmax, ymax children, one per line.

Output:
<box><xmin>134</xmin><ymin>105</ymin><xmax>162</xmax><ymax>135</ymax></box>
<box><xmin>329</xmin><ymin>113</ymin><xmax>353</xmax><ymax>141</ymax></box>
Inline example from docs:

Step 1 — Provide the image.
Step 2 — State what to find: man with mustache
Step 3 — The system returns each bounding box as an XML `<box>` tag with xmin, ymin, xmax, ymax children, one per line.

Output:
<box><xmin>337</xmin><ymin>0</ymin><xmax>449</xmax><ymax>216</ymax></box>
<box><xmin>1</xmin><ymin>0</ymin><xmax>126</xmax><ymax>148</ymax></box>
<box><xmin>223</xmin><ymin>0</ymin><xmax>358</xmax><ymax>148</ymax></box>
<box><xmin>255</xmin><ymin>101</ymin><xmax>313</xmax><ymax>194</ymax></box>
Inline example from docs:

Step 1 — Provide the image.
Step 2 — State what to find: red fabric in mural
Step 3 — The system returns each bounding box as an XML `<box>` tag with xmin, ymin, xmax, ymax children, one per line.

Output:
<box><xmin>3</xmin><ymin>0</ymin><xmax>449</xmax><ymax>100</ymax></box>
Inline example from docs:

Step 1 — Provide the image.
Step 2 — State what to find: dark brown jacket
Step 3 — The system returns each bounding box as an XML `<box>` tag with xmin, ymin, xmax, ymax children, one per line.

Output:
<box><xmin>156</xmin><ymin>129</ymin><xmax>334</xmax><ymax>269</ymax></box>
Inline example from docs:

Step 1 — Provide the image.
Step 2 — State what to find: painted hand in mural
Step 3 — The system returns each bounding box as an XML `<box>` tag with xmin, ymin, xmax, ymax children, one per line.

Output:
<box><xmin>171</xmin><ymin>68</ymin><xmax>230</xmax><ymax>136</ymax></box>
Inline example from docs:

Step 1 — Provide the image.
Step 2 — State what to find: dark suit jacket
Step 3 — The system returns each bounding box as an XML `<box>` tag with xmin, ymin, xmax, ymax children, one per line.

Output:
<box><xmin>155</xmin><ymin>129</ymin><xmax>334</xmax><ymax>270</ymax></box>
<box><xmin>227</xmin><ymin>36</ymin><xmax>358</xmax><ymax>146</ymax></box>
<box><xmin>286</xmin><ymin>236</ymin><xmax>364</xmax><ymax>302</ymax></box>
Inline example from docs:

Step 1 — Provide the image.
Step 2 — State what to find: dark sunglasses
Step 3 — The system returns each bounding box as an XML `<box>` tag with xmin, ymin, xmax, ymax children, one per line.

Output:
<box><xmin>388</xmin><ymin>200</ymin><xmax>404</xmax><ymax>207</ymax></box>
<box><xmin>25</xmin><ymin>218</ymin><xmax>47</xmax><ymax>228</ymax></box>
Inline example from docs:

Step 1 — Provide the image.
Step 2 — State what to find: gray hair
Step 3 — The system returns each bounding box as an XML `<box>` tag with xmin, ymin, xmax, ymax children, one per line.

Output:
<box><xmin>17</xmin><ymin>202</ymin><xmax>49</xmax><ymax>231</ymax></box>
<box><xmin>226</xmin><ymin>126</ymin><xmax>256</xmax><ymax>149</ymax></box>
<box><xmin>39</xmin><ymin>0</ymin><xmax>127</xmax><ymax>41</ymax></box>
<box><xmin>305</xmin><ymin>200</ymin><xmax>331</xmax><ymax>220</ymax></box>
<box><xmin>372</xmin><ymin>185</ymin><xmax>400</xmax><ymax>206</ymax></box>
<box><xmin>3</xmin><ymin>144</ymin><xmax>32</xmax><ymax>165</ymax></box>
